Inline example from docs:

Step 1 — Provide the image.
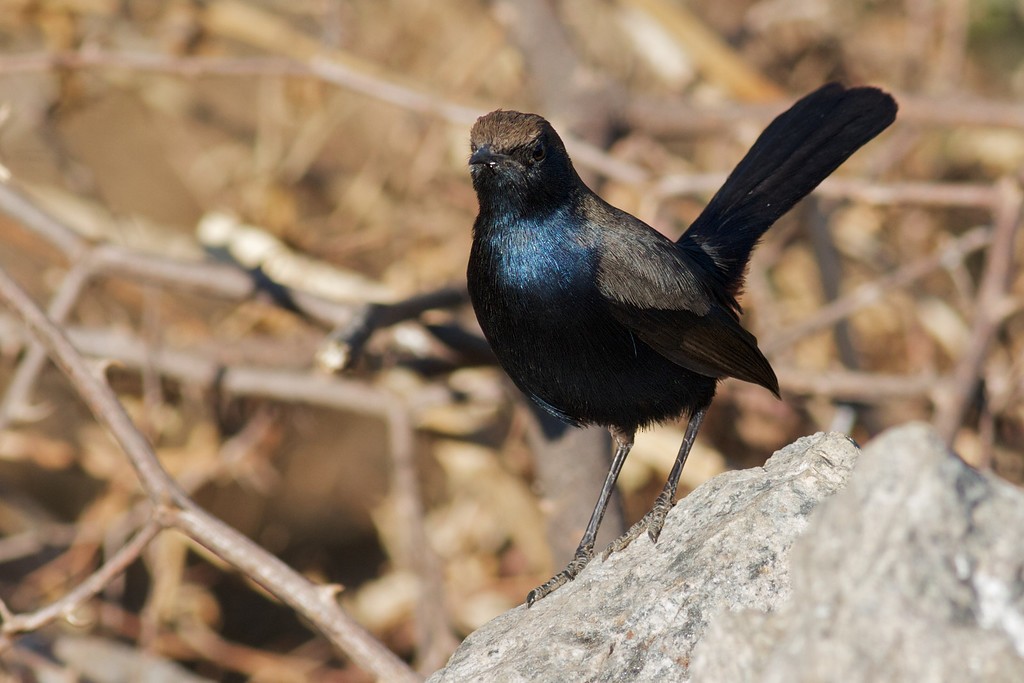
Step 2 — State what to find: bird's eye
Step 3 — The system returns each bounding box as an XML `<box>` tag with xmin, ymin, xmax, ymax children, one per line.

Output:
<box><xmin>531</xmin><ymin>142</ymin><xmax>546</xmax><ymax>163</ymax></box>
<box><xmin>470</xmin><ymin>142</ymin><xmax>478</xmax><ymax>153</ymax></box>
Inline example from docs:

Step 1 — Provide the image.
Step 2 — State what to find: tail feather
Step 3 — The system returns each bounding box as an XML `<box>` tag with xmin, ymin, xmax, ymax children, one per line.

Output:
<box><xmin>678</xmin><ymin>83</ymin><xmax>897</xmax><ymax>295</ymax></box>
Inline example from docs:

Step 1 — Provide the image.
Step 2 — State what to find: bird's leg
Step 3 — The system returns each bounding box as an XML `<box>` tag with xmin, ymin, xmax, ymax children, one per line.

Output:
<box><xmin>527</xmin><ymin>428</ymin><xmax>634</xmax><ymax>606</ymax></box>
<box><xmin>603</xmin><ymin>407</ymin><xmax>707</xmax><ymax>558</ymax></box>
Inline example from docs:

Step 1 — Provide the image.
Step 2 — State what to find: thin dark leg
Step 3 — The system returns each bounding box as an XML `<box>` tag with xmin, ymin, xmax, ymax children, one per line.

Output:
<box><xmin>604</xmin><ymin>407</ymin><xmax>708</xmax><ymax>557</ymax></box>
<box><xmin>527</xmin><ymin>428</ymin><xmax>635</xmax><ymax>606</ymax></box>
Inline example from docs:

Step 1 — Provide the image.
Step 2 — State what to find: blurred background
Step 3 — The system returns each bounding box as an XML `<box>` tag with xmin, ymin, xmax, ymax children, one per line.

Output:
<box><xmin>0</xmin><ymin>0</ymin><xmax>1022</xmax><ymax>680</ymax></box>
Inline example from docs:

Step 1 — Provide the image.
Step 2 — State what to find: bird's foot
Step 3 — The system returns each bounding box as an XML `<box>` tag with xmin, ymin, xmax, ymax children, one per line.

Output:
<box><xmin>527</xmin><ymin>542</ymin><xmax>595</xmax><ymax>606</ymax></box>
<box><xmin>602</xmin><ymin>490</ymin><xmax>674</xmax><ymax>559</ymax></box>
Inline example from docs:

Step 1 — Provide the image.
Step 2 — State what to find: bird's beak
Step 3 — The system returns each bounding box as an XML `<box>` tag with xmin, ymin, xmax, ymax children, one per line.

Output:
<box><xmin>469</xmin><ymin>144</ymin><xmax>501</xmax><ymax>168</ymax></box>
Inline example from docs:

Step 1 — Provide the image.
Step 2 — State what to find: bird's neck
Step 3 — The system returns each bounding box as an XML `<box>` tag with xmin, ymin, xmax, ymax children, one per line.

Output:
<box><xmin>474</xmin><ymin>183</ymin><xmax>583</xmax><ymax>234</ymax></box>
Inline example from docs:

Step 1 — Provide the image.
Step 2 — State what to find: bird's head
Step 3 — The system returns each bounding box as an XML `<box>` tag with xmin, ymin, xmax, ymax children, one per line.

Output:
<box><xmin>468</xmin><ymin>110</ymin><xmax>578</xmax><ymax>215</ymax></box>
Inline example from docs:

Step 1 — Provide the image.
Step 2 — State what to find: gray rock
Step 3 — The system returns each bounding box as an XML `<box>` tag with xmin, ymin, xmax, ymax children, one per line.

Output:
<box><xmin>429</xmin><ymin>431</ymin><xmax>861</xmax><ymax>682</ymax></box>
<box><xmin>430</xmin><ymin>423</ymin><xmax>1024</xmax><ymax>682</ymax></box>
<box><xmin>691</xmin><ymin>422</ymin><xmax>1024</xmax><ymax>683</ymax></box>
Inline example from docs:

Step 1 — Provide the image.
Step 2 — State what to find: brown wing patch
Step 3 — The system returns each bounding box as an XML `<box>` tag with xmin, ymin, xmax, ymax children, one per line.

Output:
<box><xmin>607</xmin><ymin>303</ymin><xmax>779</xmax><ymax>395</ymax></box>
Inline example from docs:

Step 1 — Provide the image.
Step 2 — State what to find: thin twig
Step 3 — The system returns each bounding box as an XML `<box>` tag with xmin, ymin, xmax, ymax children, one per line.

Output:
<box><xmin>317</xmin><ymin>286</ymin><xmax>468</xmax><ymax>372</ymax></box>
<box><xmin>0</xmin><ymin>267</ymin><xmax>184</xmax><ymax>504</ymax></box>
<box><xmin>0</xmin><ymin>520</ymin><xmax>161</xmax><ymax>643</ymax></box>
<box><xmin>0</xmin><ymin>182</ymin><xmax>358</xmax><ymax>325</ymax></box>
<box><xmin>933</xmin><ymin>178</ymin><xmax>1023</xmax><ymax>445</ymax></box>
<box><xmin>779</xmin><ymin>369</ymin><xmax>940</xmax><ymax>401</ymax></box>
<box><xmin>0</xmin><ymin>265</ymin><xmax>421</xmax><ymax>682</ymax></box>
<box><xmin>3</xmin><ymin>49</ymin><xmax>1022</xmax><ymax>132</ymax></box>
<box><xmin>4</xmin><ymin>49</ymin><xmax>1022</xmax><ymax>194</ymax></box>
<box><xmin>624</xmin><ymin>90</ymin><xmax>1024</xmax><ymax>134</ymax></box>
<box><xmin>0</xmin><ymin>319</ymin><xmax>452</xmax><ymax>415</ymax></box>
<box><xmin>762</xmin><ymin>227</ymin><xmax>993</xmax><ymax>354</ymax></box>
<box><xmin>161</xmin><ymin>505</ymin><xmax>420</xmax><ymax>682</ymax></box>
<box><xmin>0</xmin><ymin>179</ymin><xmax>88</xmax><ymax>259</ymax></box>
<box><xmin>384</xmin><ymin>403</ymin><xmax>459</xmax><ymax>673</ymax></box>
<box><xmin>654</xmin><ymin>175</ymin><xmax>1000</xmax><ymax>208</ymax></box>
<box><xmin>0</xmin><ymin>258</ymin><xmax>92</xmax><ymax>430</ymax></box>
<box><xmin>0</xmin><ymin>182</ymin><xmax>354</xmax><ymax>426</ymax></box>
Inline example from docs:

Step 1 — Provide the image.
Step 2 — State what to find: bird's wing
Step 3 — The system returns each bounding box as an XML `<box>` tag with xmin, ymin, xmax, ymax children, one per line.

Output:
<box><xmin>606</xmin><ymin>302</ymin><xmax>779</xmax><ymax>395</ymax></box>
<box><xmin>593</xmin><ymin>217</ymin><xmax>779</xmax><ymax>394</ymax></box>
<box><xmin>586</xmin><ymin>198</ymin><xmax>727</xmax><ymax>313</ymax></box>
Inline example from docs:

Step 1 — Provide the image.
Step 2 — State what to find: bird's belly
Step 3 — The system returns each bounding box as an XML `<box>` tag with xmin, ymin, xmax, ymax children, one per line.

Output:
<box><xmin>476</xmin><ymin>282</ymin><xmax>713</xmax><ymax>431</ymax></box>
<box><xmin>469</xmin><ymin>231</ymin><xmax>715</xmax><ymax>431</ymax></box>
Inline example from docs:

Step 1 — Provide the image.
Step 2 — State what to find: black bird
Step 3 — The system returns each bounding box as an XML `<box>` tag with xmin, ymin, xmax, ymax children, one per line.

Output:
<box><xmin>466</xmin><ymin>83</ymin><xmax>897</xmax><ymax>605</ymax></box>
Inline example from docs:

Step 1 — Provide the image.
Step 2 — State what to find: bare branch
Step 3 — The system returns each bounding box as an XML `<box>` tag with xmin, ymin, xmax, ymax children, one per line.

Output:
<box><xmin>0</xmin><ymin>265</ymin><xmax>421</xmax><ymax>682</ymax></box>
<box><xmin>779</xmin><ymin>369</ymin><xmax>941</xmax><ymax>401</ymax></box>
<box><xmin>0</xmin><ymin>520</ymin><xmax>161</xmax><ymax>644</ymax></box>
<box><xmin>933</xmin><ymin>179</ymin><xmax>1023</xmax><ymax>445</ymax></box>
<box><xmin>763</xmin><ymin>227</ymin><xmax>993</xmax><ymax>354</ymax></box>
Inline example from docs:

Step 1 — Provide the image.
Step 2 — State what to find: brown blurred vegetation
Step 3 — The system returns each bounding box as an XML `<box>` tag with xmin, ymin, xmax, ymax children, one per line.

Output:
<box><xmin>0</xmin><ymin>0</ymin><xmax>1022</xmax><ymax>680</ymax></box>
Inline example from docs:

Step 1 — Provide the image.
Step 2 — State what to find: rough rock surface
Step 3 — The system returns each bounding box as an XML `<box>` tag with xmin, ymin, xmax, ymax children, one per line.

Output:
<box><xmin>429</xmin><ymin>431</ymin><xmax>861</xmax><ymax>682</ymax></box>
<box><xmin>691</xmin><ymin>423</ymin><xmax>1024</xmax><ymax>683</ymax></box>
<box><xmin>430</xmin><ymin>423</ymin><xmax>1024</xmax><ymax>682</ymax></box>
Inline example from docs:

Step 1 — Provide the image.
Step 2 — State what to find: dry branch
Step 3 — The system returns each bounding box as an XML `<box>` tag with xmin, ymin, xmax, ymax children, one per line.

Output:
<box><xmin>0</xmin><ymin>261</ymin><xmax>421</xmax><ymax>682</ymax></box>
<box><xmin>933</xmin><ymin>179</ymin><xmax>1023</xmax><ymax>444</ymax></box>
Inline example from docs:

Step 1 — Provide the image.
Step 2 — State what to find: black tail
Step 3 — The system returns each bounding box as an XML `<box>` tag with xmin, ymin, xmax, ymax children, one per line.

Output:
<box><xmin>678</xmin><ymin>83</ymin><xmax>897</xmax><ymax>295</ymax></box>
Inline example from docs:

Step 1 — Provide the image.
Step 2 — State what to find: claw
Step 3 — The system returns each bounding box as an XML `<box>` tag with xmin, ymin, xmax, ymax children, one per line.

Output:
<box><xmin>527</xmin><ymin>542</ymin><xmax>595</xmax><ymax>606</ymax></box>
<box><xmin>602</xmin><ymin>493</ymin><xmax>675</xmax><ymax>559</ymax></box>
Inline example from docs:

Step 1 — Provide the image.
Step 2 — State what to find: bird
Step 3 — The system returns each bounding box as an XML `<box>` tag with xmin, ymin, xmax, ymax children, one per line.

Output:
<box><xmin>466</xmin><ymin>83</ymin><xmax>897</xmax><ymax>605</ymax></box>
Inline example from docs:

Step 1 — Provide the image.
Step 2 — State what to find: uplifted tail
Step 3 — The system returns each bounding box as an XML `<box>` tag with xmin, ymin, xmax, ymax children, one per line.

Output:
<box><xmin>678</xmin><ymin>83</ymin><xmax>897</xmax><ymax>295</ymax></box>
